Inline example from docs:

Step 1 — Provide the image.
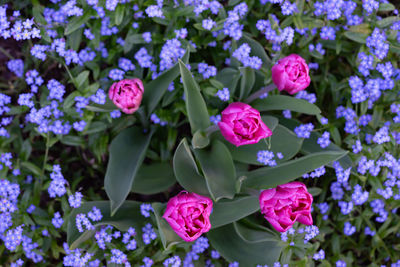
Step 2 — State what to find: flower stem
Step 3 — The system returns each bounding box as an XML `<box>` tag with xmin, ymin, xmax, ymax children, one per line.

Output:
<box><xmin>137</xmin><ymin>107</ymin><xmax>149</xmax><ymax>129</ymax></box>
<box><xmin>244</xmin><ymin>84</ymin><xmax>276</xmax><ymax>103</ymax></box>
<box><xmin>205</xmin><ymin>124</ymin><xmax>219</xmax><ymax>137</ymax></box>
<box><xmin>0</xmin><ymin>46</ymin><xmax>14</xmax><ymax>60</ymax></box>
<box><xmin>42</xmin><ymin>133</ymin><xmax>51</xmax><ymax>177</ymax></box>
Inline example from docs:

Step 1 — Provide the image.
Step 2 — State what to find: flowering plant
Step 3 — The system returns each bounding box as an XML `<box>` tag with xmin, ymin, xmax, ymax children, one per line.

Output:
<box><xmin>1</xmin><ymin>0</ymin><xmax>400</xmax><ymax>266</ymax></box>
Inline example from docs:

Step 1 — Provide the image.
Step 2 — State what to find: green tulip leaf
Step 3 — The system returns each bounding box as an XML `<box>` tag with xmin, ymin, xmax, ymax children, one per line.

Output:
<box><xmin>152</xmin><ymin>202</ymin><xmax>183</xmax><ymax>249</ymax></box>
<box><xmin>143</xmin><ymin>49</ymin><xmax>190</xmax><ymax>115</ymax></box>
<box><xmin>215</xmin><ymin>67</ymin><xmax>240</xmax><ymax>95</ymax></box>
<box><xmin>240</xmin><ymin>33</ymin><xmax>272</xmax><ymax>68</ymax></box>
<box><xmin>173</xmin><ymin>138</ymin><xmax>209</xmax><ymax>196</ymax></box>
<box><xmin>178</xmin><ymin>59</ymin><xmax>210</xmax><ymax>133</ymax></box>
<box><xmin>192</xmin><ymin>130</ymin><xmax>210</xmax><ymax>149</ymax></box>
<box><xmin>105</xmin><ymin>126</ymin><xmax>154</xmax><ymax>215</ymax></box>
<box><xmin>208</xmin><ymin>223</ymin><xmax>282</xmax><ymax>265</ymax></box>
<box><xmin>194</xmin><ymin>140</ymin><xmax>236</xmax><ymax>201</ymax></box>
<box><xmin>132</xmin><ymin>162</ymin><xmax>176</xmax><ymax>195</ymax></box>
<box><xmin>278</xmin><ymin>117</ymin><xmax>352</xmax><ymax>169</ymax></box>
<box><xmin>233</xmin><ymin>220</ymin><xmax>278</xmax><ymax>243</ymax></box>
<box><xmin>210</xmin><ymin>195</ymin><xmax>260</xmax><ymax>229</ymax></box>
<box><xmin>64</xmin><ymin>11</ymin><xmax>92</xmax><ymax>35</ymax></box>
<box><xmin>252</xmin><ymin>95</ymin><xmax>321</xmax><ymax>115</ymax></box>
<box><xmin>67</xmin><ymin>201</ymin><xmax>144</xmax><ymax>249</ymax></box>
<box><xmin>239</xmin><ymin>67</ymin><xmax>255</xmax><ymax>100</ymax></box>
<box><xmin>243</xmin><ymin>150</ymin><xmax>348</xmax><ymax>189</ymax></box>
<box><xmin>216</xmin><ymin>122</ymin><xmax>301</xmax><ymax>166</ymax></box>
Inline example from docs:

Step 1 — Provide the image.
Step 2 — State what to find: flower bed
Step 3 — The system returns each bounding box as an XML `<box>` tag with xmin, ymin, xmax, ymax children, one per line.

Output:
<box><xmin>1</xmin><ymin>0</ymin><xmax>400</xmax><ymax>266</ymax></box>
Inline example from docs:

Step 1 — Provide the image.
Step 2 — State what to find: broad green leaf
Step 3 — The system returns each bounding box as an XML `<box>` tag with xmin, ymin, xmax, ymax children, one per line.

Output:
<box><xmin>239</xmin><ymin>67</ymin><xmax>255</xmax><ymax>100</ymax></box>
<box><xmin>308</xmin><ymin>187</ymin><xmax>322</xmax><ymax>196</ymax></box>
<box><xmin>173</xmin><ymin>6</ymin><xmax>195</xmax><ymax>16</ymax></box>
<box><xmin>348</xmin><ymin>23</ymin><xmax>371</xmax><ymax>34</ymax></box>
<box><xmin>61</xmin><ymin>136</ymin><xmax>86</xmax><ymax>147</ymax></box>
<box><xmin>378</xmin><ymin>3</ymin><xmax>395</xmax><ymax>11</ymax></box>
<box><xmin>85</xmin><ymin>121</ymin><xmax>107</xmax><ymax>134</ymax></box>
<box><xmin>343</xmin><ymin>31</ymin><xmax>368</xmax><ymax>44</ymax></box>
<box><xmin>301</xmin><ymin>132</ymin><xmax>352</xmax><ymax>169</ymax></box>
<box><xmin>63</xmin><ymin>91</ymin><xmax>81</xmax><ymax>110</ymax></box>
<box><xmin>278</xmin><ymin>117</ymin><xmax>352</xmax><ymax>169</ymax></box>
<box><xmin>377</xmin><ymin>16</ymin><xmax>400</xmax><ymax>28</ymax></box>
<box><xmin>64</xmin><ymin>11</ymin><xmax>92</xmax><ymax>35</ymax></box>
<box><xmin>20</xmin><ymin>140</ymin><xmax>32</xmax><ymax>161</ymax></box>
<box><xmin>67</xmin><ymin>201</ymin><xmax>144</xmax><ymax>249</ymax></box>
<box><xmin>270</xmin><ymin>125</ymin><xmax>303</xmax><ymax>161</ymax></box>
<box><xmin>85</xmin><ymin>98</ymin><xmax>116</xmax><ymax>112</ymax></box>
<box><xmin>173</xmin><ymin>139</ymin><xmax>209</xmax><ymax>195</ymax></box>
<box><xmin>240</xmin><ymin>34</ymin><xmax>272</xmax><ymax>68</ymax></box>
<box><xmin>123</xmin><ymin>33</ymin><xmax>145</xmax><ymax>53</ymax></box>
<box><xmin>67</xmin><ymin>28</ymin><xmax>83</xmax><ymax>52</ymax></box>
<box><xmin>179</xmin><ymin>60</ymin><xmax>210</xmax><ymax>133</ymax></box>
<box><xmin>194</xmin><ymin>140</ymin><xmax>236</xmax><ymax>201</ymax></box>
<box><xmin>228</xmin><ymin>0</ymin><xmax>242</xmax><ymax>6</ymax></box>
<box><xmin>32</xmin><ymin>4</ymin><xmax>46</xmax><ymax>25</ymax></box>
<box><xmin>143</xmin><ymin>49</ymin><xmax>190</xmax><ymax>115</ymax></box>
<box><xmin>262</xmin><ymin>115</ymin><xmax>279</xmax><ymax>131</ymax></box>
<box><xmin>371</xmin><ymin>106</ymin><xmax>383</xmax><ymax>129</ymax></box>
<box><xmin>75</xmin><ymin>71</ymin><xmax>89</xmax><ymax>90</ymax></box>
<box><xmin>217</xmin><ymin>123</ymin><xmax>301</xmax><ymax>166</ymax></box>
<box><xmin>114</xmin><ymin>4</ymin><xmax>124</xmax><ymax>25</ymax></box>
<box><xmin>243</xmin><ymin>150</ymin><xmax>348</xmax><ymax>189</ymax></box>
<box><xmin>296</xmin><ymin>0</ymin><xmax>305</xmax><ymax>14</ymax></box>
<box><xmin>216</xmin><ymin>68</ymin><xmax>240</xmax><ymax>95</ymax></box>
<box><xmin>252</xmin><ymin>95</ymin><xmax>321</xmax><ymax>115</ymax></box>
<box><xmin>301</xmin><ymin>17</ymin><xmax>324</xmax><ymax>29</ymax></box>
<box><xmin>210</xmin><ymin>196</ymin><xmax>260</xmax><ymax>228</ymax></box>
<box><xmin>233</xmin><ymin>220</ymin><xmax>278</xmax><ymax>243</ymax></box>
<box><xmin>209</xmin><ymin>78</ymin><xmax>224</xmax><ymax>90</ymax></box>
<box><xmin>152</xmin><ymin>203</ymin><xmax>183</xmax><ymax>249</ymax></box>
<box><xmin>192</xmin><ymin>130</ymin><xmax>210</xmax><ymax>149</ymax></box>
<box><xmin>21</xmin><ymin>161</ymin><xmax>42</xmax><ymax>176</ymax></box>
<box><xmin>208</xmin><ymin>223</ymin><xmax>282</xmax><ymax>265</ymax></box>
<box><xmin>132</xmin><ymin>162</ymin><xmax>176</xmax><ymax>195</ymax></box>
<box><xmin>105</xmin><ymin>127</ymin><xmax>154</xmax><ymax>215</ymax></box>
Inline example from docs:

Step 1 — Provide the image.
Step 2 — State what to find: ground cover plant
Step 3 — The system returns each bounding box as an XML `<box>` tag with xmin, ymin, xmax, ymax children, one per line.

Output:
<box><xmin>1</xmin><ymin>0</ymin><xmax>400</xmax><ymax>266</ymax></box>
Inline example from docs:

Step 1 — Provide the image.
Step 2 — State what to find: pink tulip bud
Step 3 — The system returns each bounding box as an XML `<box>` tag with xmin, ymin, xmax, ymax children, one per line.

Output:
<box><xmin>271</xmin><ymin>54</ymin><xmax>311</xmax><ymax>95</ymax></box>
<box><xmin>108</xmin><ymin>78</ymin><xmax>144</xmax><ymax>114</ymax></box>
<box><xmin>163</xmin><ymin>191</ymin><xmax>213</xmax><ymax>242</ymax></box>
<box><xmin>259</xmin><ymin>181</ymin><xmax>313</xmax><ymax>232</ymax></box>
<box><xmin>218</xmin><ymin>102</ymin><xmax>272</xmax><ymax>147</ymax></box>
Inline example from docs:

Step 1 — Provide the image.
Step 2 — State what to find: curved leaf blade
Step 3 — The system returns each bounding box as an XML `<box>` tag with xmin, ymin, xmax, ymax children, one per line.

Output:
<box><xmin>132</xmin><ymin>162</ymin><xmax>176</xmax><ymax>195</ymax></box>
<box><xmin>243</xmin><ymin>150</ymin><xmax>348</xmax><ymax>189</ymax></box>
<box><xmin>105</xmin><ymin>127</ymin><xmax>154</xmax><ymax>215</ymax></box>
<box><xmin>208</xmin><ymin>223</ymin><xmax>282</xmax><ymax>265</ymax></box>
<box><xmin>270</xmin><ymin>125</ymin><xmax>303</xmax><ymax>161</ymax></box>
<box><xmin>216</xmin><ymin>122</ymin><xmax>301</xmax><ymax>166</ymax></box>
<box><xmin>240</xmin><ymin>34</ymin><xmax>272</xmax><ymax>68</ymax></box>
<box><xmin>192</xmin><ymin>130</ymin><xmax>210</xmax><ymax>149</ymax></box>
<box><xmin>278</xmin><ymin>117</ymin><xmax>352</xmax><ymax>169</ymax></box>
<box><xmin>233</xmin><ymin>221</ymin><xmax>278</xmax><ymax>243</ymax></box>
<box><xmin>210</xmin><ymin>196</ymin><xmax>260</xmax><ymax>229</ymax></box>
<box><xmin>152</xmin><ymin>203</ymin><xmax>183</xmax><ymax>249</ymax></box>
<box><xmin>67</xmin><ymin>201</ymin><xmax>143</xmax><ymax>249</ymax></box>
<box><xmin>343</xmin><ymin>31</ymin><xmax>368</xmax><ymax>44</ymax></box>
<box><xmin>65</xmin><ymin>11</ymin><xmax>92</xmax><ymax>35</ymax></box>
<box><xmin>143</xmin><ymin>49</ymin><xmax>190</xmax><ymax>115</ymax></box>
<box><xmin>252</xmin><ymin>95</ymin><xmax>321</xmax><ymax>115</ymax></box>
<box><xmin>194</xmin><ymin>140</ymin><xmax>236</xmax><ymax>201</ymax></box>
<box><xmin>178</xmin><ymin>60</ymin><xmax>210</xmax><ymax>133</ymax></box>
<box><xmin>173</xmin><ymin>139</ymin><xmax>209</xmax><ymax>196</ymax></box>
<box><xmin>239</xmin><ymin>67</ymin><xmax>255</xmax><ymax>100</ymax></box>
<box><xmin>216</xmin><ymin>67</ymin><xmax>240</xmax><ymax>95</ymax></box>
